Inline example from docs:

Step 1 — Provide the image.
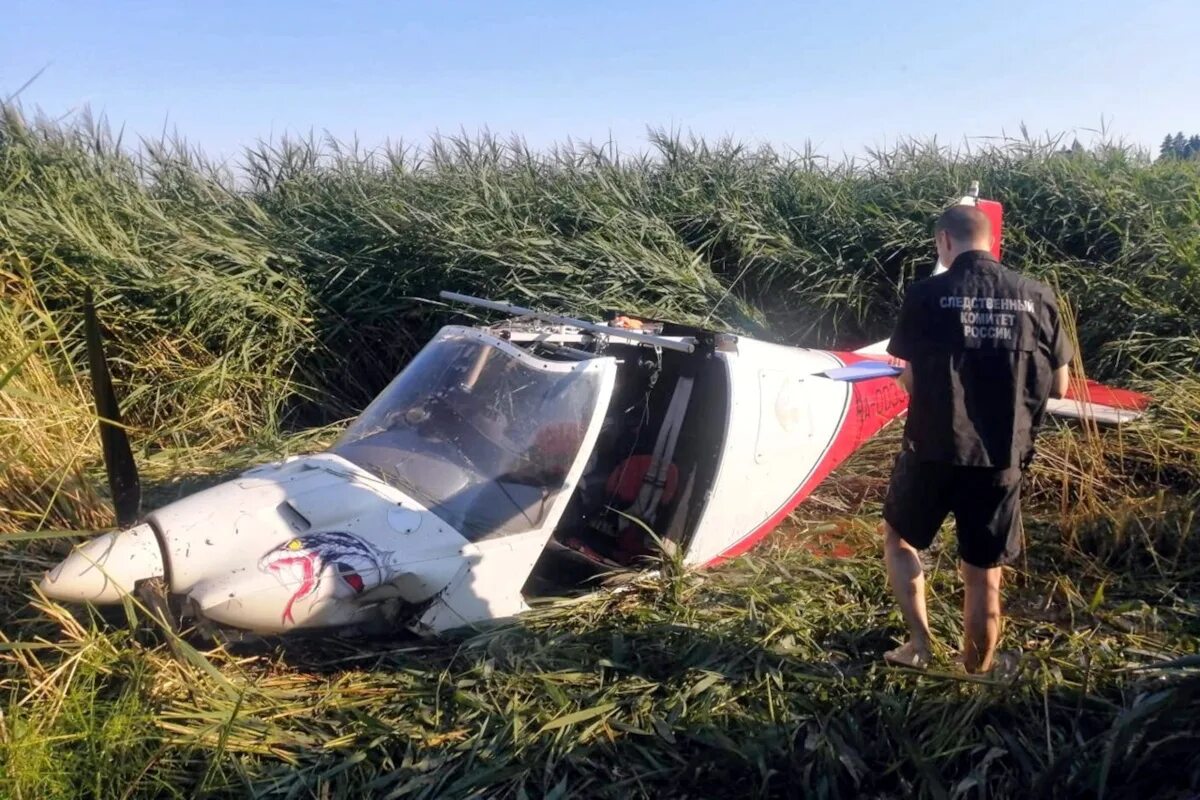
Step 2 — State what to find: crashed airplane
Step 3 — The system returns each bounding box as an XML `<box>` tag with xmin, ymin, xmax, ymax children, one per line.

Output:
<box><xmin>39</xmin><ymin>190</ymin><xmax>1151</xmax><ymax>637</ymax></box>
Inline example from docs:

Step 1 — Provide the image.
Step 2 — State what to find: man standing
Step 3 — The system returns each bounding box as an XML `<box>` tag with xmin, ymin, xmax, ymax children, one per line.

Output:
<box><xmin>881</xmin><ymin>204</ymin><xmax>1072</xmax><ymax>674</ymax></box>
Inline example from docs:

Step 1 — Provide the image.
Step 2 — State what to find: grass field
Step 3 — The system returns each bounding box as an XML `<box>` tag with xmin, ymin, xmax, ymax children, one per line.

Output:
<box><xmin>2</xmin><ymin>104</ymin><xmax>1199</xmax><ymax>798</ymax></box>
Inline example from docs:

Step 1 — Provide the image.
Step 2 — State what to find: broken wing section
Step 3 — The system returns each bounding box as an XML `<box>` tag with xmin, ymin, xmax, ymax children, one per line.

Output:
<box><xmin>1046</xmin><ymin>379</ymin><xmax>1152</xmax><ymax>425</ymax></box>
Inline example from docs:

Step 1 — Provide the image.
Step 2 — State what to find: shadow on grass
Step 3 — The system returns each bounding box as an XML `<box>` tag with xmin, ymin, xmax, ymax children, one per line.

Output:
<box><xmin>142</xmin><ymin>465</ymin><xmax>250</xmax><ymax>505</ymax></box>
<box><xmin>190</xmin><ymin>611</ymin><xmax>1200</xmax><ymax>800</ymax></box>
<box><xmin>9</xmin><ymin>492</ymin><xmax>1200</xmax><ymax>799</ymax></box>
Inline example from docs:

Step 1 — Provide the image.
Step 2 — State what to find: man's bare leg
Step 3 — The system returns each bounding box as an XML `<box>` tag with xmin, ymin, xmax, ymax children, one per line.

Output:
<box><xmin>884</xmin><ymin>523</ymin><xmax>932</xmax><ymax>663</ymax></box>
<box><xmin>961</xmin><ymin>561</ymin><xmax>1003</xmax><ymax>673</ymax></box>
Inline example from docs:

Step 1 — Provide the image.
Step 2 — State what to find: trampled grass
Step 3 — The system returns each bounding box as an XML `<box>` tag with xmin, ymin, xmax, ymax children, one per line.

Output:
<box><xmin>2</xmin><ymin>492</ymin><xmax>1197</xmax><ymax>798</ymax></box>
<box><xmin>2</xmin><ymin>104</ymin><xmax>1199</xmax><ymax>797</ymax></box>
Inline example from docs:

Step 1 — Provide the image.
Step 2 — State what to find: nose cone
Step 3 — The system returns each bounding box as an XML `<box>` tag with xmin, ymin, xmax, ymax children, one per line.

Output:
<box><xmin>40</xmin><ymin>524</ymin><xmax>164</xmax><ymax>603</ymax></box>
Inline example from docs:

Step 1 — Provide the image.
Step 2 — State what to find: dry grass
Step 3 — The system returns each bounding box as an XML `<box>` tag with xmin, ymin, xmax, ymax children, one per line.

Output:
<box><xmin>0</xmin><ymin>253</ymin><xmax>109</xmax><ymax>534</ymax></box>
<box><xmin>2</xmin><ymin>502</ymin><xmax>1197</xmax><ymax>799</ymax></box>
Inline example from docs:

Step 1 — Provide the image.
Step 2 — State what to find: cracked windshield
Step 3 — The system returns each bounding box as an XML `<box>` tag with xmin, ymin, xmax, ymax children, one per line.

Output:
<box><xmin>333</xmin><ymin>333</ymin><xmax>603</xmax><ymax>539</ymax></box>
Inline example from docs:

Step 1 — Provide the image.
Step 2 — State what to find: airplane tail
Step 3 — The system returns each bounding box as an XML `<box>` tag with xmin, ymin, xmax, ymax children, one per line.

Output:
<box><xmin>842</xmin><ymin>343</ymin><xmax>1151</xmax><ymax>425</ymax></box>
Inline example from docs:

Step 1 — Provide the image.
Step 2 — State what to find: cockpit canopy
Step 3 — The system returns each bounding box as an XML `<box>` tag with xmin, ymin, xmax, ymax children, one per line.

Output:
<box><xmin>333</xmin><ymin>327</ymin><xmax>609</xmax><ymax>540</ymax></box>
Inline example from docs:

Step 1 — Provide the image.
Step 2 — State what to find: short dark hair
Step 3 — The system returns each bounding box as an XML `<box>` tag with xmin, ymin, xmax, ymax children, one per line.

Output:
<box><xmin>935</xmin><ymin>205</ymin><xmax>992</xmax><ymax>245</ymax></box>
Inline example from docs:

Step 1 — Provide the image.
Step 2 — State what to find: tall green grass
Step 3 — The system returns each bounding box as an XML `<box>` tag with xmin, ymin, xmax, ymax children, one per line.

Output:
<box><xmin>3</xmin><ymin>103</ymin><xmax>1198</xmax><ymax>531</ymax></box>
<box><xmin>2</xmin><ymin>105</ymin><xmax>1200</xmax><ymax>797</ymax></box>
<box><xmin>5</xmin><ymin>105</ymin><xmax>1199</xmax><ymax>419</ymax></box>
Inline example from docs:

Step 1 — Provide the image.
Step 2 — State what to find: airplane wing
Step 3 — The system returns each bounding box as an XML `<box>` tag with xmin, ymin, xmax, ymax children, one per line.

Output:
<box><xmin>1047</xmin><ymin>379</ymin><xmax>1151</xmax><ymax>425</ymax></box>
<box><xmin>840</xmin><ymin>342</ymin><xmax>1151</xmax><ymax>426</ymax></box>
<box><xmin>819</xmin><ymin>361</ymin><xmax>903</xmax><ymax>382</ymax></box>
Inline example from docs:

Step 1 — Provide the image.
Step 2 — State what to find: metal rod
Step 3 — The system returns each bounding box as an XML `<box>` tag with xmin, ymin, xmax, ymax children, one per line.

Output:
<box><xmin>439</xmin><ymin>291</ymin><xmax>696</xmax><ymax>354</ymax></box>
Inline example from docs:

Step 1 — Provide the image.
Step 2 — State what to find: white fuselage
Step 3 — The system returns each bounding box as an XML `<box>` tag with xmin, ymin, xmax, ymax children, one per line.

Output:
<box><xmin>42</xmin><ymin>327</ymin><xmax>618</xmax><ymax>635</ymax></box>
<box><xmin>40</xmin><ymin>323</ymin><xmax>902</xmax><ymax>636</ymax></box>
<box><xmin>684</xmin><ymin>340</ymin><xmax>851</xmax><ymax>565</ymax></box>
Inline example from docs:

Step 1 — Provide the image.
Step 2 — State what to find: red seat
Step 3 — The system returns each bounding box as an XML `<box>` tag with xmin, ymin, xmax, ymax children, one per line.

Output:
<box><xmin>605</xmin><ymin>455</ymin><xmax>678</xmax><ymax>506</ymax></box>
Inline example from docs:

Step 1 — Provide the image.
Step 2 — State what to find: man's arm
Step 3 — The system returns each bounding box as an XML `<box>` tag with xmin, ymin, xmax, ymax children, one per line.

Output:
<box><xmin>887</xmin><ymin>286</ymin><xmax>921</xmax><ymax>395</ymax></box>
<box><xmin>1044</xmin><ymin>292</ymin><xmax>1075</xmax><ymax>399</ymax></box>
<box><xmin>887</xmin><ymin>287</ymin><xmax>921</xmax><ymax>359</ymax></box>
<box><xmin>1051</xmin><ymin>363</ymin><xmax>1069</xmax><ymax>399</ymax></box>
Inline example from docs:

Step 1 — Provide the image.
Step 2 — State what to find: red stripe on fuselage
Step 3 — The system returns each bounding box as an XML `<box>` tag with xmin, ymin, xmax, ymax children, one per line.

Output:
<box><xmin>704</xmin><ymin>351</ymin><xmax>909</xmax><ymax>566</ymax></box>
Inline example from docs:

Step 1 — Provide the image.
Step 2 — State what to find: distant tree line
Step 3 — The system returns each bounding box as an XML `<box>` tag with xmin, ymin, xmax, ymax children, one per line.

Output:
<box><xmin>1160</xmin><ymin>132</ymin><xmax>1200</xmax><ymax>160</ymax></box>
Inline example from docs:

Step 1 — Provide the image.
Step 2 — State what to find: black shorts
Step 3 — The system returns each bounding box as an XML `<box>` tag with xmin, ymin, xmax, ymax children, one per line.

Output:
<box><xmin>882</xmin><ymin>448</ymin><xmax>1023</xmax><ymax>568</ymax></box>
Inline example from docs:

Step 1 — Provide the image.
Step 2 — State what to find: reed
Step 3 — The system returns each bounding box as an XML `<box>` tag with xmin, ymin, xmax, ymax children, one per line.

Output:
<box><xmin>2</xmin><ymin>104</ymin><xmax>1198</xmax><ymax>797</ymax></box>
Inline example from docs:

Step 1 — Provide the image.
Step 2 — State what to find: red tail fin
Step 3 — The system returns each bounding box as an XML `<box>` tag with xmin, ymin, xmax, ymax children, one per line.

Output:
<box><xmin>977</xmin><ymin>198</ymin><xmax>1004</xmax><ymax>261</ymax></box>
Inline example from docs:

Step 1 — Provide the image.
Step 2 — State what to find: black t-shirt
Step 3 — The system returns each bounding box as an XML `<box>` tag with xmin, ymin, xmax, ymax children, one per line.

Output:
<box><xmin>887</xmin><ymin>250</ymin><xmax>1074</xmax><ymax>469</ymax></box>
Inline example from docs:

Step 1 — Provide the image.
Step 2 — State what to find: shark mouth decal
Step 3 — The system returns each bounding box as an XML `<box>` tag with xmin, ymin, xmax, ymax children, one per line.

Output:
<box><xmin>258</xmin><ymin>531</ymin><xmax>385</xmax><ymax>625</ymax></box>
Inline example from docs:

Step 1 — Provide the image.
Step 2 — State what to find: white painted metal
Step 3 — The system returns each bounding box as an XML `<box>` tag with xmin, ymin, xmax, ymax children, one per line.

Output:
<box><xmin>120</xmin><ymin>453</ymin><xmax>471</xmax><ymax>632</ymax></box>
<box><xmin>41</xmin><ymin>329</ymin><xmax>619</xmax><ymax>636</ymax></box>
<box><xmin>683</xmin><ymin>340</ymin><xmax>850</xmax><ymax>566</ymax></box>
<box><xmin>853</xmin><ymin>339</ymin><xmax>894</xmax><ymax>358</ymax></box>
<box><xmin>1044</xmin><ymin>398</ymin><xmax>1144</xmax><ymax>425</ymax></box>
<box><xmin>502</xmin><ymin>332</ymin><xmax>591</xmax><ymax>345</ymax></box>
<box><xmin>40</xmin><ymin>523</ymin><xmax>163</xmax><ymax>603</ymax></box>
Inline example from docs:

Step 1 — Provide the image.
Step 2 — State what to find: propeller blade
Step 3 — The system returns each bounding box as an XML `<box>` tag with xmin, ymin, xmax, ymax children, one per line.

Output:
<box><xmin>83</xmin><ymin>288</ymin><xmax>141</xmax><ymax>528</ymax></box>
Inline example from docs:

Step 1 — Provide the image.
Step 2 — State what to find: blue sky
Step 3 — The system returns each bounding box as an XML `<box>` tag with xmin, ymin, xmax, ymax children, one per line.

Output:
<box><xmin>4</xmin><ymin>0</ymin><xmax>1198</xmax><ymax>161</ymax></box>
